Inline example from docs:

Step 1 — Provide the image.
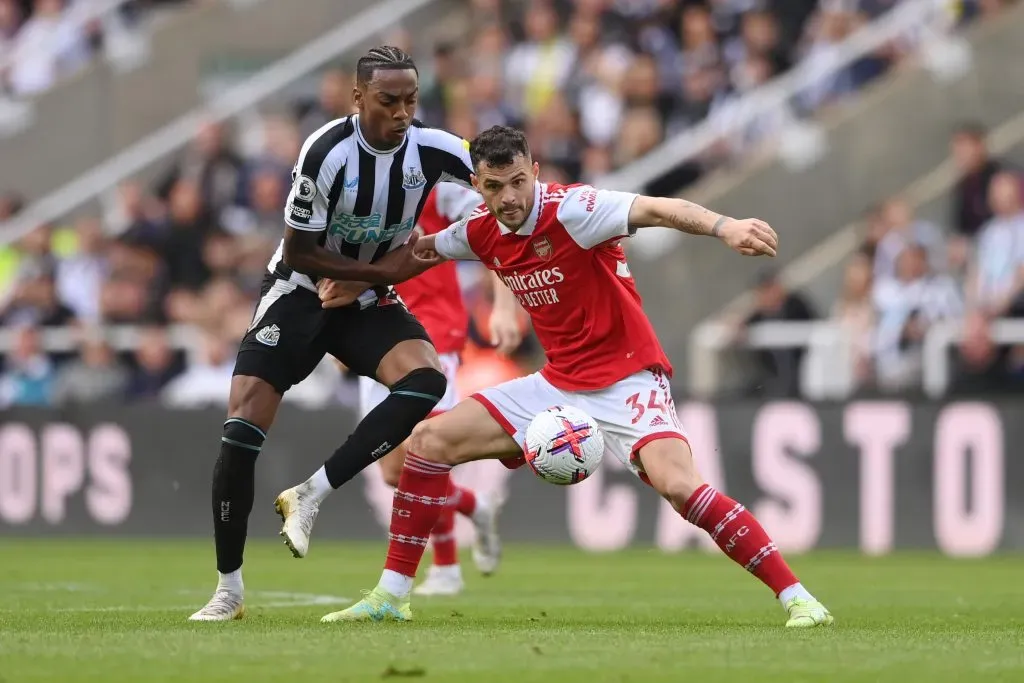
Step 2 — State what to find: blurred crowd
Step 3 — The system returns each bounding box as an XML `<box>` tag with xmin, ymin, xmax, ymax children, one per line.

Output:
<box><xmin>738</xmin><ymin>124</ymin><xmax>1024</xmax><ymax>397</ymax></box>
<box><xmin>435</xmin><ymin>0</ymin><xmax>949</xmax><ymax>193</ymax></box>
<box><xmin>0</xmin><ymin>0</ymin><xmax>192</xmax><ymax>97</ymax></box>
<box><xmin>0</xmin><ymin>0</ymin><xmax>1016</xmax><ymax>408</ymax></box>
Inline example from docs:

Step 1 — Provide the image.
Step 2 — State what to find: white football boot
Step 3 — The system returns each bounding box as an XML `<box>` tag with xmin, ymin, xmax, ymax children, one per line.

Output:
<box><xmin>471</xmin><ymin>492</ymin><xmax>504</xmax><ymax>576</ymax></box>
<box><xmin>275</xmin><ymin>485</ymin><xmax>321</xmax><ymax>558</ymax></box>
<box><xmin>188</xmin><ymin>588</ymin><xmax>245</xmax><ymax>621</ymax></box>
<box><xmin>413</xmin><ymin>565</ymin><xmax>465</xmax><ymax>596</ymax></box>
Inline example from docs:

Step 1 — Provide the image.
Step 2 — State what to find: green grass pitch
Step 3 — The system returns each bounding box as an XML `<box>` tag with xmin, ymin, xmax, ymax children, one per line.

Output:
<box><xmin>2</xmin><ymin>540</ymin><xmax>1023</xmax><ymax>682</ymax></box>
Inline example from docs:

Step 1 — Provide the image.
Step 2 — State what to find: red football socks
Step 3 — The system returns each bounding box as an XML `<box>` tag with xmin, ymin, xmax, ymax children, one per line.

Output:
<box><xmin>384</xmin><ymin>453</ymin><xmax>452</xmax><ymax>577</ymax></box>
<box><xmin>430</xmin><ymin>508</ymin><xmax>458</xmax><ymax>567</ymax></box>
<box><xmin>683</xmin><ymin>484</ymin><xmax>799</xmax><ymax>596</ymax></box>
<box><xmin>449</xmin><ymin>482</ymin><xmax>477</xmax><ymax>517</ymax></box>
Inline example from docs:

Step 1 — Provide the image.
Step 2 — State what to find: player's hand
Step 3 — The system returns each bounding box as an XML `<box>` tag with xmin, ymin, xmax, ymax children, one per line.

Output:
<box><xmin>380</xmin><ymin>231</ymin><xmax>444</xmax><ymax>283</ymax></box>
<box><xmin>318</xmin><ymin>278</ymin><xmax>371</xmax><ymax>309</ymax></box>
<box><xmin>489</xmin><ymin>308</ymin><xmax>522</xmax><ymax>356</ymax></box>
<box><xmin>718</xmin><ymin>218</ymin><xmax>778</xmax><ymax>257</ymax></box>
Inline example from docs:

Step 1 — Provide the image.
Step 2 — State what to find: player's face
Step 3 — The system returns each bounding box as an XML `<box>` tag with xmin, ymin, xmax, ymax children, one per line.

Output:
<box><xmin>354</xmin><ymin>68</ymin><xmax>419</xmax><ymax>148</ymax></box>
<box><xmin>472</xmin><ymin>156</ymin><xmax>539</xmax><ymax>231</ymax></box>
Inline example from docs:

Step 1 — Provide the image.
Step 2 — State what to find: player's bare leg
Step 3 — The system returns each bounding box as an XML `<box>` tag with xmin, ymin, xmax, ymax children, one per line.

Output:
<box><xmin>635</xmin><ymin>438</ymin><xmax>833</xmax><ymax>628</ymax></box>
<box><xmin>321</xmin><ymin>399</ymin><xmax>517</xmax><ymax>621</ymax></box>
<box><xmin>190</xmin><ymin>375</ymin><xmax>282</xmax><ymax>621</ymax></box>
<box><xmin>277</xmin><ymin>340</ymin><xmax>446</xmax><ymax>558</ymax></box>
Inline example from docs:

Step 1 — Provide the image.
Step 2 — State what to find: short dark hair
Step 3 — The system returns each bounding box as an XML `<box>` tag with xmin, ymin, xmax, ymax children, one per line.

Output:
<box><xmin>469</xmin><ymin>126</ymin><xmax>531</xmax><ymax>170</ymax></box>
<box><xmin>356</xmin><ymin>46</ymin><xmax>417</xmax><ymax>86</ymax></box>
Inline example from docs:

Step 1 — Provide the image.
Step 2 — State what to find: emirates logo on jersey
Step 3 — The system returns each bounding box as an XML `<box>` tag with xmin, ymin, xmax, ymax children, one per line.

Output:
<box><xmin>532</xmin><ymin>237</ymin><xmax>554</xmax><ymax>261</ymax></box>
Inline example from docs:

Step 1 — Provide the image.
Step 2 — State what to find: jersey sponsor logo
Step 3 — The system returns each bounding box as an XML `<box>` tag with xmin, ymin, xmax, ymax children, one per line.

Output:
<box><xmin>255</xmin><ymin>324</ymin><xmax>281</xmax><ymax>347</ymax></box>
<box><xmin>288</xmin><ymin>202</ymin><xmax>312</xmax><ymax>220</ymax></box>
<box><xmin>497</xmin><ymin>267</ymin><xmax>565</xmax><ymax>309</ymax></box>
<box><xmin>532</xmin><ymin>237</ymin><xmax>554</xmax><ymax>261</ymax></box>
<box><xmin>402</xmin><ymin>167</ymin><xmax>427</xmax><ymax>190</ymax></box>
<box><xmin>328</xmin><ymin>213</ymin><xmax>415</xmax><ymax>244</ymax></box>
<box><xmin>344</xmin><ymin>176</ymin><xmax>359</xmax><ymax>191</ymax></box>
<box><xmin>649</xmin><ymin>414</ymin><xmax>669</xmax><ymax>428</ymax></box>
<box><xmin>294</xmin><ymin>175</ymin><xmax>318</xmax><ymax>202</ymax></box>
<box><xmin>578</xmin><ymin>188</ymin><xmax>598</xmax><ymax>213</ymax></box>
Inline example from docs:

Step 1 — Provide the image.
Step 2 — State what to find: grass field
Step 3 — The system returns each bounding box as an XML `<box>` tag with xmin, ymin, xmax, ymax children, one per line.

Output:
<box><xmin>1</xmin><ymin>540</ymin><xmax>1023</xmax><ymax>682</ymax></box>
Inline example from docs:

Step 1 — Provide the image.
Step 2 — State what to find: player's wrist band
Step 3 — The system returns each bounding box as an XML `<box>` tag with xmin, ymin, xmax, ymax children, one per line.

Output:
<box><xmin>711</xmin><ymin>216</ymin><xmax>730</xmax><ymax>238</ymax></box>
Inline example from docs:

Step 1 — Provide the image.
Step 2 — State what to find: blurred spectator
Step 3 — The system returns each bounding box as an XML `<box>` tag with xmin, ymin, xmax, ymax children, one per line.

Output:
<box><xmin>125</xmin><ymin>325</ymin><xmax>182</xmax><ymax>399</ymax></box>
<box><xmin>0</xmin><ymin>260</ymin><xmax>76</xmax><ymax>327</ymax></box>
<box><xmin>7</xmin><ymin>0</ymin><xmax>90</xmax><ymax>96</ymax></box>
<box><xmin>740</xmin><ymin>268</ymin><xmax>816</xmax><ymax>397</ymax></box>
<box><xmin>162</xmin><ymin>179</ymin><xmax>213</xmax><ymax>290</ymax></box>
<box><xmin>950</xmin><ymin>122</ymin><xmax>1002</xmax><ymax>239</ymax></box>
<box><xmin>297</xmin><ymin>68</ymin><xmax>354</xmax><ymax>139</ymax></box>
<box><xmin>156</xmin><ymin>120</ymin><xmax>244</xmax><ymax>214</ymax></box>
<box><xmin>419</xmin><ymin>42</ymin><xmax>460</xmax><ymax>127</ymax></box>
<box><xmin>0</xmin><ymin>324</ymin><xmax>55</xmax><ymax>407</ymax></box>
<box><xmin>55</xmin><ymin>216</ymin><xmax>109</xmax><ymax>323</ymax></box>
<box><xmin>874</xmin><ymin>245</ymin><xmax>963</xmax><ymax>392</ymax></box>
<box><xmin>872</xmin><ymin>197</ymin><xmax>946</xmax><ymax>281</ymax></box>
<box><xmin>161</xmin><ymin>330</ymin><xmax>234</xmax><ymax>407</ymax></box>
<box><xmin>52</xmin><ymin>329</ymin><xmax>129</xmax><ymax>404</ymax></box>
<box><xmin>832</xmin><ymin>252</ymin><xmax>875</xmax><ymax>389</ymax></box>
<box><xmin>0</xmin><ymin>0</ymin><xmax>22</xmax><ymax>79</ymax></box>
<box><xmin>966</xmin><ymin>171</ymin><xmax>1024</xmax><ymax>318</ymax></box>
<box><xmin>949</xmin><ymin>310</ymin><xmax>1013</xmax><ymax>394</ymax></box>
<box><xmin>504</xmin><ymin>0</ymin><xmax>575</xmax><ymax>123</ymax></box>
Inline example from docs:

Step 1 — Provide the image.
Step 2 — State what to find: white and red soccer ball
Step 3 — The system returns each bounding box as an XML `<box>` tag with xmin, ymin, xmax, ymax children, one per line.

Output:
<box><xmin>524</xmin><ymin>405</ymin><xmax>604</xmax><ymax>486</ymax></box>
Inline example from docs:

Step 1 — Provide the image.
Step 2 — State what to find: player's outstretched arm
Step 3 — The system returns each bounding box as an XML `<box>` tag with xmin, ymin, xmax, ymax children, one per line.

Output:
<box><xmin>626</xmin><ymin>195</ymin><xmax>778</xmax><ymax>257</ymax></box>
<box><xmin>283</xmin><ymin>227</ymin><xmax>441</xmax><ymax>285</ymax></box>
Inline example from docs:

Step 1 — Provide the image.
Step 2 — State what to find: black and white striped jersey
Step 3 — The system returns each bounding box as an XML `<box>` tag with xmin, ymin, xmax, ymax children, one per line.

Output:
<box><xmin>268</xmin><ymin>115</ymin><xmax>475</xmax><ymax>292</ymax></box>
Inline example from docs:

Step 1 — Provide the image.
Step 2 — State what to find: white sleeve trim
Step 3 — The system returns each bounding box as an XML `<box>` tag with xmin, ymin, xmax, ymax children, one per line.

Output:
<box><xmin>283</xmin><ymin>218</ymin><xmax>327</xmax><ymax>232</ymax></box>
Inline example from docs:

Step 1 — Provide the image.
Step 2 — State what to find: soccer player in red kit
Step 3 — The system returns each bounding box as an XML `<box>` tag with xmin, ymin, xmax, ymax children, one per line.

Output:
<box><xmin>353</xmin><ymin>183</ymin><xmax>517</xmax><ymax>595</ymax></box>
<box><xmin>317</xmin><ymin>125</ymin><xmax>834</xmax><ymax>628</ymax></box>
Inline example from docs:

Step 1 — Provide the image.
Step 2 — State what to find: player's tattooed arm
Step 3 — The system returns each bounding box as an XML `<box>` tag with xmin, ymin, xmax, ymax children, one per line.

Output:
<box><xmin>627</xmin><ymin>196</ymin><xmax>724</xmax><ymax>236</ymax></box>
<box><xmin>627</xmin><ymin>195</ymin><xmax>779</xmax><ymax>257</ymax></box>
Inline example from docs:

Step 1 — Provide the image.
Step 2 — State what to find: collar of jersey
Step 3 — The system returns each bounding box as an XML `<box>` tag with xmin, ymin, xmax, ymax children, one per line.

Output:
<box><xmin>497</xmin><ymin>182</ymin><xmax>543</xmax><ymax>236</ymax></box>
<box><xmin>352</xmin><ymin>114</ymin><xmax>407</xmax><ymax>157</ymax></box>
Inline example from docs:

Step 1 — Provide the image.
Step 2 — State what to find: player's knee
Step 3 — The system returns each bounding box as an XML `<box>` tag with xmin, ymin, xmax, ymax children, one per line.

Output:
<box><xmin>639</xmin><ymin>440</ymin><xmax>703</xmax><ymax>507</ymax></box>
<box><xmin>221</xmin><ymin>417</ymin><xmax>266</xmax><ymax>460</ymax></box>
<box><xmin>657</xmin><ymin>470</ymin><xmax>703</xmax><ymax>509</ymax></box>
<box><xmin>407</xmin><ymin>418</ymin><xmax>460</xmax><ymax>465</ymax></box>
<box><xmin>390</xmin><ymin>367</ymin><xmax>447</xmax><ymax>414</ymax></box>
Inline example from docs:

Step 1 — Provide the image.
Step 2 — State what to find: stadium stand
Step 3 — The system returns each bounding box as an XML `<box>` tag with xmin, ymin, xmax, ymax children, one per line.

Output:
<box><xmin>0</xmin><ymin>0</ymin><xmax>1017</xmax><ymax>409</ymax></box>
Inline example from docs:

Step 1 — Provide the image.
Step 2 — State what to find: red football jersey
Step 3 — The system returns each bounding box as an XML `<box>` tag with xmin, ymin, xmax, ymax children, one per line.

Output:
<box><xmin>435</xmin><ymin>182</ymin><xmax>672</xmax><ymax>391</ymax></box>
<box><xmin>395</xmin><ymin>184</ymin><xmax>480</xmax><ymax>354</ymax></box>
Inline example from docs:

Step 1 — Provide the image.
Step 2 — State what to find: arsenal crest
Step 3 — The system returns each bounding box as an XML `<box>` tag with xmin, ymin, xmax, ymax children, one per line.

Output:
<box><xmin>532</xmin><ymin>237</ymin><xmax>553</xmax><ymax>261</ymax></box>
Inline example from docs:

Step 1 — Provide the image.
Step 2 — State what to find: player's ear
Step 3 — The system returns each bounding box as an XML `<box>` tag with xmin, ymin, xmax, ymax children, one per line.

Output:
<box><xmin>532</xmin><ymin>161</ymin><xmax>540</xmax><ymax>180</ymax></box>
<box><xmin>352</xmin><ymin>85</ymin><xmax>364</xmax><ymax>112</ymax></box>
<box><xmin>470</xmin><ymin>174</ymin><xmax>479</xmax><ymax>191</ymax></box>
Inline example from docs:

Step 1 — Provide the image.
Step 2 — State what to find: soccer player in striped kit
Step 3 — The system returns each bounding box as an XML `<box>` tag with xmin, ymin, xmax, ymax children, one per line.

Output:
<box><xmin>190</xmin><ymin>46</ymin><xmax>490</xmax><ymax>621</ymax></box>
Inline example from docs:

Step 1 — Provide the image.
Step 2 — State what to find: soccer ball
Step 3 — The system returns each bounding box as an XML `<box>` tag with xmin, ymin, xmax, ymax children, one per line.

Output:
<box><xmin>524</xmin><ymin>405</ymin><xmax>604</xmax><ymax>485</ymax></box>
